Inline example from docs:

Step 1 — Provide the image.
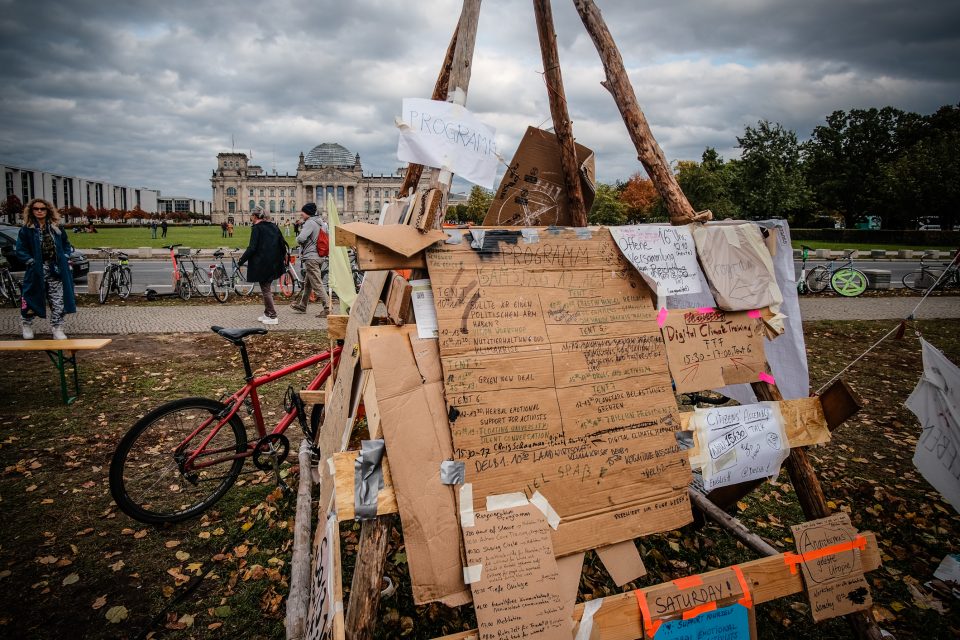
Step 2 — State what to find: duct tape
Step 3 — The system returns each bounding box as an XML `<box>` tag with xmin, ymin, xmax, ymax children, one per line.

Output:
<box><xmin>486</xmin><ymin>492</ymin><xmax>529</xmax><ymax>511</ymax></box>
<box><xmin>463</xmin><ymin>564</ymin><xmax>482</xmax><ymax>584</ymax></box>
<box><xmin>758</xmin><ymin>371</ymin><xmax>776</xmax><ymax>385</ymax></box>
<box><xmin>459</xmin><ymin>483</ymin><xmax>476</xmax><ymax>527</ymax></box>
<box><xmin>521</xmin><ymin>229</ymin><xmax>540</xmax><ymax>244</ymax></box>
<box><xmin>440</xmin><ymin>460</ymin><xmax>466</xmax><ymax>485</ymax></box>
<box><xmin>575</xmin><ymin>228</ymin><xmax>593</xmax><ymax>240</ymax></box>
<box><xmin>469</xmin><ymin>230</ymin><xmax>486</xmax><ymax>250</ymax></box>
<box><xmin>444</xmin><ymin>229</ymin><xmax>463</xmax><ymax>244</ymax></box>
<box><xmin>530</xmin><ymin>491</ymin><xmax>561</xmax><ymax>530</ymax></box>
<box><xmin>783</xmin><ymin>535</ymin><xmax>867</xmax><ymax>575</ymax></box>
<box><xmin>353</xmin><ymin>439</ymin><xmax>385</xmax><ymax>521</ymax></box>
<box><xmin>439</xmin><ymin>169</ymin><xmax>453</xmax><ymax>185</ymax></box>
<box><xmin>327</xmin><ymin>457</ymin><xmax>336</xmax><ymax>475</ymax></box>
<box><xmin>394</xmin><ymin>117</ymin><xmax>411</xmax><ymax>132</ymax></box>
<box><xmin>451</xmin><ymin>87</ymin><xmax>467</xmax><ymax>106</ymax></box>
<box><xmin>575</xmin><ymin>598</ymin><xmax>603</xmax><ymax>640</ymax></box>
<box><xmin>721</xmin><ymin>224</ymin><xmax>741</xmax><ymax>248</ymax></box>
<box><xmin>335</xmin><ymin>600</ymin><xmax>344</xmax><ymax>613</ymax></box>
<box><xmin>657</xmin><ymin>307</ymin><xmax>668</xmax><ymax>328</ymax></box>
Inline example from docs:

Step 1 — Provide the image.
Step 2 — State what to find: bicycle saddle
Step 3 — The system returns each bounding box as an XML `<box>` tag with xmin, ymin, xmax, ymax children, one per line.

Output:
<box><xmin>211</xmin><ymin>326</ymin><xmax>268</xmax><ymax>344</ymax></box>
<box><xmin>213</xmin><ymin>250</ymin><xmax>225</xmax><ymax>258</ymax></box>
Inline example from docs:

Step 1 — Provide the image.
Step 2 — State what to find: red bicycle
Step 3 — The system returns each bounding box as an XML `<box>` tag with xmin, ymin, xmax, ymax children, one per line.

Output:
<box><xmin>109</xmin><ymin>326</ymin><xmax>340</xmax><ymax>524</ymax></box>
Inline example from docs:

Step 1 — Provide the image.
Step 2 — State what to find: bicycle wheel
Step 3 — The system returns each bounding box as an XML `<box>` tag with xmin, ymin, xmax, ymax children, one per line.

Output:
<box><xmin>211</xmin><ymin>266</ymin><xmax>230</xmax><ymax>303</ymax></box>
<box><xmin>98</xmin><ymin>268</ymin><xmax>112</xmax><ymax>304</ymax></box>
<box><xmin>190</xmin><ymin>267</ymin><xmax>211</xmax><ymax>297</ymax></box>
<box><xmin>831</xmin><ymin>268</ymin><xmax>868</xmax><ymax>297</ymax></box>
<box><xmin>176</xmin><ymin>272</ymin><xmax>192</xmax><ymax>301</ymax></box>
<box><xmin>109</xmin><ymin>397</ymin><xmax>248</xmax><ymax>524</ymax></box>
<box><xmin>902</xmin><ymin>270</ymin><xmax>941</xmax><ymax>292</ymax></box>
<box><xmin>805</xmin><ymin>266</ymin><xmax>830</xmax><ymax>293</ymax></box>
<box><xmin>117</xmin><ymin>266</ymin><xmax>132</xmax><ymax>299</ymax></box>
<box><xmin>0</xmin><ymin>270</ymin><xmax>19</xmax><ymax>307</ymax></box>
<box><xmin>278</xmin><ymin>273</ymin><xmax>295</xmax><ymax>297</ymax></box>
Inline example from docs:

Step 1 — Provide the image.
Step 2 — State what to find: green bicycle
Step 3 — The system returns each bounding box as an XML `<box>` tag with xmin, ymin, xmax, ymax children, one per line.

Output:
<box><xmin>804</xmin><ymin>250</ymin><xmax>868</xmax><ymax>297</ymax></box>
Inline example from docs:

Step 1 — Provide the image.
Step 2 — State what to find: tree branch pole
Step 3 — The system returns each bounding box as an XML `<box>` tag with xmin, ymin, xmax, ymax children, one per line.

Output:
<box><xmin>533</xmin><ymin>0</ymin><xmax>588</xmax><ymax>227</ymax></box>
<box><xmin>344</xmin><ymin>4</ymin><xmax>483</xmax><ymax>639</ymax></box>
<box><xmin>688</xmin><ymin>488</ymin><xmax>779</xmax><ymax>557</ymax></box>
<box><xmin>398</xmin><ymin>24</ymin><xmax>460</xmax><ymax>198</ymax></box>
<box><xmin>572</xmin><ymin>0</ymin><xmax>707</xmax><ymax>225</ymax></box>
<box><xmin>285</xmin><ymin>440</ymin><xmax>315</xmax><ymax>639</ymax></box>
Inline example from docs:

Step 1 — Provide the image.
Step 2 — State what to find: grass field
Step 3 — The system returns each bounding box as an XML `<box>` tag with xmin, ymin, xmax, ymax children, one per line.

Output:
<box><xmin>66</xmin><ymin>225</ymin><xmax>298</xmax><ymax>250</ymax></box>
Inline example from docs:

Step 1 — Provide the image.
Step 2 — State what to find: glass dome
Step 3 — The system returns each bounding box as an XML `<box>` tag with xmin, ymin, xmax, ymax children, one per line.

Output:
<box><xmin>304</xmin><ymin>143</ymin><xmax>355</xmax><ymax>167</ymax></box>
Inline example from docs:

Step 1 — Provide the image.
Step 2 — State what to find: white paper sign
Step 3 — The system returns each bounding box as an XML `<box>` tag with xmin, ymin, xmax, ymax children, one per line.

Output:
<box><xmin>906</xmin><ymin>339</ymin><xmax>960</xmax><ymax>512</ymax></box>
<box><xmin>397</xmin><ymin>98</ymin><xmax>498</xmax><ymax>188</ymax></box>
<box><xmin>410</xmin><ymin>278</ymin><xmax>439</xmax><ymax>339</ymax></box>
<box><xmin>610</xmin><ymin>225</ymin><xmax>701</xmax><ymax>295</ymax></box>
<box><xmin>691</xmin><ymin>402</ymin><xmax>790</xmax><ymax>490</ymax></box>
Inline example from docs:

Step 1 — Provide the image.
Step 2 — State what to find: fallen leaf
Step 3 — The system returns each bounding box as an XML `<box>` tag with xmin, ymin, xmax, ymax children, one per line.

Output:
<box><xmin>92</xmin><ymin>595</ymin><xmax>107</xmax><ymax>610</ymax></box>
<box><xmin>175</xmin><ymin>551</ymin><xmax>190</xmax><ymax>562</ymax></box>
<box><xmin>38</xmin><ymin>556</ymin><xmax>58</xmax><ymax>565</ymax></box>
<box><xmin>105</xmin><ymin>606</ymin><xmax>128</xmax><ymax>623</ymax></box>
<box><xmin>109</xmin><ymin>560</ymin><xmax>125</xmax><ymax>572</ymax></box>
<box><xmin>208</xmin><ymin>622</ymin><xmax>223</xmax><ymax>630</ymax></box>
<box><xmin>165</xmin><ymin>540</ymin><xmax>180</xmax><ymax>548</ymax></box>
<box><xmin>62</xmin><ymin>573</ymin><xmax>79</xmax><ymax>586</ymax></box>
<box><xmin>214</xmin><ymin>605</ymin><xmax>231</xmax><ymax>617</ymax></box>
<box><xmin>133</xmin><ymin>530</ymin><xmax>148</xmax><ymax>539</ymax></box>
<box><xmin>198</xmin><ymin>531</ymin><xmax>211</xmax><ymax>540</ymax></box>
<box><xmin>212</xmin><ymin>527</ymin><xmax>225</xmax><ymax>536</ymax></box>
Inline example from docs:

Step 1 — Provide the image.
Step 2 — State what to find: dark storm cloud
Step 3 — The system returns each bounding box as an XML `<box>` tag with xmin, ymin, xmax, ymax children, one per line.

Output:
<box><xmin>0</xmin><ymin>0</ymin><xmax>957</xmax><ymax>198</ymax></box>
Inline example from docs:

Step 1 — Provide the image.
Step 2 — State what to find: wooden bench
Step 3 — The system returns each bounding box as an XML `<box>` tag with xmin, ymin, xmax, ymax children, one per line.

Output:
<box><xmin>0</xmin><ymin>338</ymin><xmax>112</xmax><ymax>404</ymax></box>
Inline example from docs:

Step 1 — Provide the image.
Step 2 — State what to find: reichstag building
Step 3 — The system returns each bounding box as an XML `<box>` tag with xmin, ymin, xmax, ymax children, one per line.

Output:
<box><xmin>210</xmin><ymin>143</ymin><xmax>434</xmax><ymax>225</ymax></box>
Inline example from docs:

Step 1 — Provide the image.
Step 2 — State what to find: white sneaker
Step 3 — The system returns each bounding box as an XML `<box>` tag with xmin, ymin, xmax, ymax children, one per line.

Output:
<box><xmin>21</xmin><ymin>324</ymin><xmax>34</xmax><ymax>340</ymax></box>
<box><xmin>52</xmin><ymin>327</ymin><xmax>67</xmax><ymax>340</ymax></box>
<box><xmin>258</xmin><ymin>315</ymin><xmax>279</xmax><ymax>325</ymax></box>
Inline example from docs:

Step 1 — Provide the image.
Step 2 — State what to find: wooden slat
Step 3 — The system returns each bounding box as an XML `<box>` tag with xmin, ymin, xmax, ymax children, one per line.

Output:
<box><xmin>354</xmin><ymin>239</ymin><xmax>427</xmax><ymax>271</ymax></box>
<box><xmin>327</xmin><ymin>315</ymin><xmax>350</xmax><ymax>341</ymax></box>
<box><xmin>332</xmin><ymin>450</ymin><xmax>398</xmax><ymax>521</ymax></box>
<box><xmin>361</xmin><ymin>375</ymin><xmax>382</xmax><ymax>440</ymax></box>
<box><xmin>0</xmin><ymin>338</ymin><xmax>112</xmax><ymax>351</ymax></box>
<box><xmin>433</xmin><ymin>531</ymin><xmax>881</xmax><ymax>640</ymax></box>
<box><xmin>300</xmin><ymin>390</ymin><xmax>325</xmax><ymax>406</ymax></box>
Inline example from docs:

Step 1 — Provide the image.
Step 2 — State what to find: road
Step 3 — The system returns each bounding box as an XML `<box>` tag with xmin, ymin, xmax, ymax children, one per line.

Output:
<box><xmin>68</xmin><ymin>258</ymin><xmax>941</xmax><ymax>293</ymax></box>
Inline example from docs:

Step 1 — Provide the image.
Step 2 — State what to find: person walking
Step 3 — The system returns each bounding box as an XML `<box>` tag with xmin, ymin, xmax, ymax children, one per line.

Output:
<box><xmin>150</xmin><ymin>220</ymin><xmax>158</xmax><ymax>239</ymax></box>
<box><xmin>291</xmin><ymin>203</ymin><xmax>331</xmax><ymax>317</ymax></box>
<box><xmin>15</xmin><ymin>198</ymin><xmax>77</xmax><ymax>340</ymax></box>
<box><xmin>221</xmin><ymin>221</ymin><xmax>228</xmax><ymax>238</ymax></box>
<box><xmin>161</xmin><ymin>219</ymin><xmax>168</xmax><ymax>238</ymax></box>
<box><xmin>237</xmin><ymin>207</ymin><xmax>287</xmax><ymax>325</ymax></box>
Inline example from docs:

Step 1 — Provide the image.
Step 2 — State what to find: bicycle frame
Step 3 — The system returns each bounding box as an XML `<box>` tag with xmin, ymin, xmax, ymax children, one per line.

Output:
<box><xmin>178</xmin><ymin>345</ymin><xmax>342</xmax><ymax>471</ymax></box>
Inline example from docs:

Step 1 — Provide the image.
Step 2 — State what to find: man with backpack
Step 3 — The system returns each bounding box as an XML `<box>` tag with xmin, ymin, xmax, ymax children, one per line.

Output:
<box><xmin>292</xmin><ymin>202</ymin><xmax>331</xmax><ymax>316</ymax></box>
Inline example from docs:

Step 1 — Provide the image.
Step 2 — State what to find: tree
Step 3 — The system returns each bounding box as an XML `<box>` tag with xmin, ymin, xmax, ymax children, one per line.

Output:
<box><xmin>675</xmin><ymin>148</ymin><xmax>739</xmax><ymax>219</ymax></box>
<box><xmin>588</xmin><ymin>183</ymin><xmax>627</xmax><ymax>226</ymax></box>
<box><xmin>1</xmin><ymin>195</ymin><xmax>23</xmax><ymax>224</ymax></box>
<box><xmin>618</xmin><ymin>172</ymin><xmax>662</xmax><ymax>223</ymax></box>
<box><xmin>463</xmin><ymin>186</ymin><xmax>493</xmax><ymax>224</ymax></box>
<box><xmin>732</xmin><ymin>121</ymin><xmax>811</xmax><ymax>221</ymax></box>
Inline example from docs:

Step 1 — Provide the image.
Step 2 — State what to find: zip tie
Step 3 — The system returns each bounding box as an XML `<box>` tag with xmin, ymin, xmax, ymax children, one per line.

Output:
<box><xmin>657</xmin><ymin>307</ymin><xmax>669</xmax><ymax>328</ymax></box>
<box><xmin>783</xmin><ymin>535</ymin><xmax>868</xmax><ymax>574</ymax></box>
<box><xmin>758</xmin><ymin>371</ymin><xmax>776</xmax><ymax>385</ymax></box>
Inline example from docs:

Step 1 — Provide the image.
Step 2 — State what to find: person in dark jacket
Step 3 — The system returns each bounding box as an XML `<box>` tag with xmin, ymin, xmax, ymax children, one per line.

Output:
<box><xmin>15</xmin><ymin>198</ymin><xmax>77</xmax><ymax>339</ymax></box>
<box><xmin>237</xmin><ymin>207</ymin><xmax>287</xmax><ymax>324</ymax></box>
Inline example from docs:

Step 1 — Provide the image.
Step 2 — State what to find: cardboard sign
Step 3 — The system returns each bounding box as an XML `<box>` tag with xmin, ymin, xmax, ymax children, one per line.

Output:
<box><xmin>483</xmin><ymin>127</ymin><xmax>596</xmax><ymax>226</ymax></box>
<box><xmin>660</xmin><ymin>308</ymin><xmax>771</xmax><ymax>393</ymax></box>
<box><xmin>397</xmin><ymin>98</ymin><xmax>498</xmax><ymax>188</ymax></box>
<box><xmin>688</xmin><ymin>403</ymin><xmax>790</xmax><ymax>491</ymax></box>
<box><xmin>595</xmin><ymin>540</ymin><xmax>647</xmax><ymax>586</ymax></box>
<box><xmin>691</xmin><ymin>223</ymin><xmax>783</xmax><ymax>312</ymax></box>
<box><xmin>462</xmin><ymin>504</ymin><xmax>571</xmax><ymax>640</ymax></box>
<box><xmin>789</xmin><ymin>513</ymin><xmax>873</xmax><ymax>622</ymax></box>
<box><xmin>650</xmin><ymin>603</ymin><xmax>754</xmax><ymax>640</ymax></box>
<box><xmin>610</xmin><ymin>225</ymin><xmax>702</xmax><ymax>296</ymax></box>
<box><xmin>426</xmin><ymin>227</ymin><xmax>692</xmax><ymax>556</ymax></box>
<box><xmin>906</xmin><ymin>339</ymin><xmax>960</xmax><ymax>512</ymax></box>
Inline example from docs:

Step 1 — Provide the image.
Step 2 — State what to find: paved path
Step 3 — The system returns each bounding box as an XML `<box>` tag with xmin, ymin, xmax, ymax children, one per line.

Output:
<box><xmin>0</xmin><ymin>297</ymin><xmax>956</xmax><ymax>336</ymax></box>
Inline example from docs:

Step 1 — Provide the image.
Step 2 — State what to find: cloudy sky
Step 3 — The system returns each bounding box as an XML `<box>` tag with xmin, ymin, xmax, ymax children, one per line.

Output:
<box><xmin>1</xmin><ymin>0</ymin><xmax>958</xmax><ymax>200</ymax></box>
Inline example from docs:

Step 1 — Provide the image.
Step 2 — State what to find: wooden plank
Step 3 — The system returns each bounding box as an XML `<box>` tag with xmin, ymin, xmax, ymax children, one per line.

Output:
<box><xmin>354</xmin><ymin>239</ymin><xmax>427</xmax><ymax>271</ymax></box>
<box><xmin>361</xmin><ymin>375</ymin><xmax>382</xmax><ymax>440</ymax></box>
<box><xmin>300</xmin><ymin>390</ymin><xmax>325</xmax><ymax>406</ymax></box>
<box><xmin>332</xmin><ymin>451</ymin><xmax>398</xmax><ymax>523</ymax></box>
<box><xmin>0</xmin><ymin>338</ymin><xmax>112</xmax><ymax>351</ymax></box>
<box><xmin>433</xmin><ymin>531</ymin><xmax>881</xmax><ymax>640</ymax></box>
<box><xmin>819</xmin><ymin>378</ymin><xmax>863</xmax><ymax>430</ymax></box>
<box><xmin>327</xmin><ymin>315</ymin><xmax>350</xmax><ymax>341</ymax></box>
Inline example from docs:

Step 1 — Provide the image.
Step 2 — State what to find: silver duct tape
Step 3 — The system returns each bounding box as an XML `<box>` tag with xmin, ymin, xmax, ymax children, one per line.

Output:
<box><xmin>354</xmin><ymin>439</ymin><xmax>385</xmax><ymax>521</ymax></box>
<box><xmin>468</xmin><ymin>230</ymin><xmax>485</xmax><ymax>250</ymax></box>
<box><xmin>520</xmin><ymin>229</ymin><xmax>539</xmax><ymax>244</ymax></box>
<box><xmin>675</xmin><ymin>430</ymin><xmax>694</xmax><ymax>451</ymax></box>
<box><xmin>575</xmin><ymin>228</ymin><xmax>593</xmax><ymax>240</ymax></box>
<box><xmin>439</xmin><ymin>460</ymin><xmax>466</xmax><ymax>485</ymax></box>
<box><xmin>444</xmin><ymin>229</ymin><xmax>463</xmax><ymax>244</ymax></box>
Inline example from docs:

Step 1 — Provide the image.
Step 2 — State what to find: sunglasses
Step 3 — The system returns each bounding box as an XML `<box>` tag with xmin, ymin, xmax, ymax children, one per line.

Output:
<box><xmin>32</xmin><ymin>206</ymin><xmax>48</xmax><ymax>211</ymax></box>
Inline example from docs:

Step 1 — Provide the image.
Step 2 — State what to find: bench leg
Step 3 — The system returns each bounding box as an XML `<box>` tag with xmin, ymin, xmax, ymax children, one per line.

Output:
<box><xmin>44</xmin><ymin>350</ymin><xmax>80</xmax><ymax>405</ymax></box>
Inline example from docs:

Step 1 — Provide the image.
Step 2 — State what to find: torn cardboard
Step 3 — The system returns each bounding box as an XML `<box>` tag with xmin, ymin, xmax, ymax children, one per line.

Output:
<box><xmin>483</xmin><ymin>127</ymin><xmax>596</xmax><ymax>226</ymax></box>
<box><xmin>660</xmin><ymin>308</ymin><xmax>772</xmax><ymax>393</ymax></box>
<box><xmin>426</xmin><ymin>227</ymin><xmax>692</xmax><ymax>557</ymax></box>
<box><xmin>692</xmin><ymin>223</ymin><xmax>783</xmax><ymax>312</ymax></box>
<box><xmin>337</xmin><ymin>222</ymin><xmax>447</xmax><ymax>257</ymax></box>
<box><xmin>462</xmin><ymin>504</ymin><xmax>572</xmax><ymax>640</ymax></box>
<box><xmin>368</xmin><ymin>325</ymin><xmax>471</xmax><ymax>606</ymax></box>
<box><xmin>385</xmin><ymin>273</ymin><xmax>413</xmax><ymax>325</ymax></box>
<box><xmin>790</xmin><ymin>513</ymin><xmax>873</xmax><ymax>622</ymax></box>
<box><xmin>596</xmin><ymin>540</ymin><xmax>647</xmax><ymax>586</ymax></box>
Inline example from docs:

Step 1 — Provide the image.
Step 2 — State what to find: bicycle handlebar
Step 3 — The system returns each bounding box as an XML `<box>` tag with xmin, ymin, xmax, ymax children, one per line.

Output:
<box><xmin>162</xmin><ymin>244</ymin><xmax>183</xmax><ymax>250</ymax></box>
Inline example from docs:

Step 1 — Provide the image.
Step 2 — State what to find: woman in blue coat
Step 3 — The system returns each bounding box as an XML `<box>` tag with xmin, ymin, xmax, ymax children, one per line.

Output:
<box><xmin>15</xmin><ymin>198</ymin><xmax>77</xmax><ymax>340</ymax></box>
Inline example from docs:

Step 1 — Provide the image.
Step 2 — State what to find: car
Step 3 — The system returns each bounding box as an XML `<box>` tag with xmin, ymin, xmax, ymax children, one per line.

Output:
<box><xmin>0</xmin><ymin>224</ymin><xmax>90</xmax><ymax>280</ymax></box>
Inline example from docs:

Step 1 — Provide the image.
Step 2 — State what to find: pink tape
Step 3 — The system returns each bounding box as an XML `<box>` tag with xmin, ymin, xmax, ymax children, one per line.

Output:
<box><xmin>696</xmin><ymin>307</ymin><xmax>716</xmax><ymax>314</ymax></box>
<box><xmin>657</xmin><ymin>307</ymin><xmax>668</xmax><ymax>328</ymax></box>
<box><xmin>758</xmin><ymin>371</ymin><xmax>775</xmax><ymax>384</ymax></box>
<box><xmin>747</xmin><ymin>309</ymin><xmax>762</xmax><ymax>319</ymax></box>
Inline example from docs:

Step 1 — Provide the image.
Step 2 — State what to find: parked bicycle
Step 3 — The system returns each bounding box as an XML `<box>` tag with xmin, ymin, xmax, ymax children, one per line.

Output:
<box><xmin>802</xmin><ymin>250</ymin><xmax>867</xmax><ymax>297</ymax></box>
<box><xmin>797</xmin><ymin>245</ymin><xmax>815</xmax><ymax>294</ymax></box>
<box><xmin>209</xmin><ymin>248</ymin><xmax>255</xmax><ymax>303</ymax></box>
<box><xmin>179</xmin><ymin>248</ymin><xmax>211</xmax><ymax>297</ymax></box>
<box><xmin>94</xmin><ymin>248</ymin><xmax>132</xmax><ymax>304</ymax></box>
<box><xmin>162</xmin><ymin>244</ymin><xmax>208</xmax><ymax>301</ymax></box>
<box><xmin>109</xmin><ymin>326</ymin><xmax>341</xmax><ymax>524</ymax></box>
<box><xmin>0</xmin><ymin>257</ymin><xmax>20</xmax><ymax>307</ymax></box>
<box><xmin>902</xmin><ymin>254</ymin><xmax>960</xmax><ymax>292</ymax></box>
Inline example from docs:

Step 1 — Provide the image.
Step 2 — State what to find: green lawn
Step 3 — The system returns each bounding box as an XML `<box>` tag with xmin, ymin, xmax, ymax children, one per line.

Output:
<box><xmin>790</xmin><ymin>240</ymin><xmax>953</xmax><ymax>252</ymax></box>
<box><xmin>67</xmin><ymin>225</ymin><xmax>298</xmax><ymax>250</ymax></box>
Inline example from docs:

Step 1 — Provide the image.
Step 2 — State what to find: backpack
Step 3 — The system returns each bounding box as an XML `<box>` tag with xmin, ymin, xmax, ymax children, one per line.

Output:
<box><xmin>316</xmin><ymin>225</ymin><xmax>330</xmax><ymax>257</ymax></box>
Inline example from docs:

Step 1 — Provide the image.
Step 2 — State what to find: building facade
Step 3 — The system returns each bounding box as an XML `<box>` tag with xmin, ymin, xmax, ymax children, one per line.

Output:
<box><xmin>157</xmin><ymin>196</ymin><xmax>213</xmax><ymax>218</ymax></box>
<box><xmin>210</xmin><ymin>143</ymin><xmax>434</xmax><ymax>225</ymax></box>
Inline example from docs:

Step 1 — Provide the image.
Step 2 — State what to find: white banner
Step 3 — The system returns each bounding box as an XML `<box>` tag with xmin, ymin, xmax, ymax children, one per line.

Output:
<box><xmin>397</xmin><ymin>98</ymin><xmax>498</xmax><ymax>188</ymax></box>
<box><xmin>610</xmin><ymin>224</ymin><xmax>701</xmax><ymax>295</ymax></box>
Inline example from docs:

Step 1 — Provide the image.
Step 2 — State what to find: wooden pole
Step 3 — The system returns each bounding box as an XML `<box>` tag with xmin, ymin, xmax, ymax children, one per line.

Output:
<box><xmin>571</xmin><ymin>0</ymin><xmax>708</xmax><ymax>225</ymax></box>
<box><xmin>532</xmin><ymin>0</ymin><xmax>588</xmax><ymax>226</ymax></box>
<box><xmin>344</xmin><ymin>4</ymin><xmax>483</xmax><ymax>638</ymax></box>
<box><xmin>398</xmin><ymin>25</ymin><xmax>460</xmax><ymax>198</ymax></box>
<box><xmin>688</xmin><ymin>488</ymin><xmax>779</xmax><ymax>557</ymax></box>
<box><xmin>285</xmin><ymin>440</ymin><xmax>315</xmax><ymax>639</ymax></box>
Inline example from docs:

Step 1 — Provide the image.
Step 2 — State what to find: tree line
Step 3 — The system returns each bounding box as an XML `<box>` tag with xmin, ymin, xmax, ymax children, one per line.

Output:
<box><xmin>451</xmin><ymin>104</ymin><xmax>959</xmax><ymax>231</ymax></box>
<box><xmin>0</xmin><ymin>196</ymin><xmax>210</xmax><ymax>226</ymax></box>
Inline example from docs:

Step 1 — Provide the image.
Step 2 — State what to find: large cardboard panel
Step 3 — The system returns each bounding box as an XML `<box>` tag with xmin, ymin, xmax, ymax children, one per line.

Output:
<box><xmin>691</xmin><ymin>223</ymin><xmax>783</xmax><ymax>312</ymax></box>
<box><xmin>426</xmin><ymin>227</ymin><xmax>692</xmax><ymax>557</ymax></box>
<box><xmin>368</xmin><ymin>326</ymin><xmax>471</xmax><ymax>607</ymax></box>
<box><xmin>483</xmin><ymin>127</ymin><xmax>596</xmax><ymax>226</ymax></box>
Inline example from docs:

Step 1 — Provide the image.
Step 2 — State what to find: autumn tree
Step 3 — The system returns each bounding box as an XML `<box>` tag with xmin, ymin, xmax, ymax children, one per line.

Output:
<box><xmin>618</xmin><ymin>172</ymin><xmax>661</xmax><ymax>223</ymax></box>
<box><xmin>1</xmin><ymin>195</ymin><xmax>23</xmax><ymax>224</ymax></box>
